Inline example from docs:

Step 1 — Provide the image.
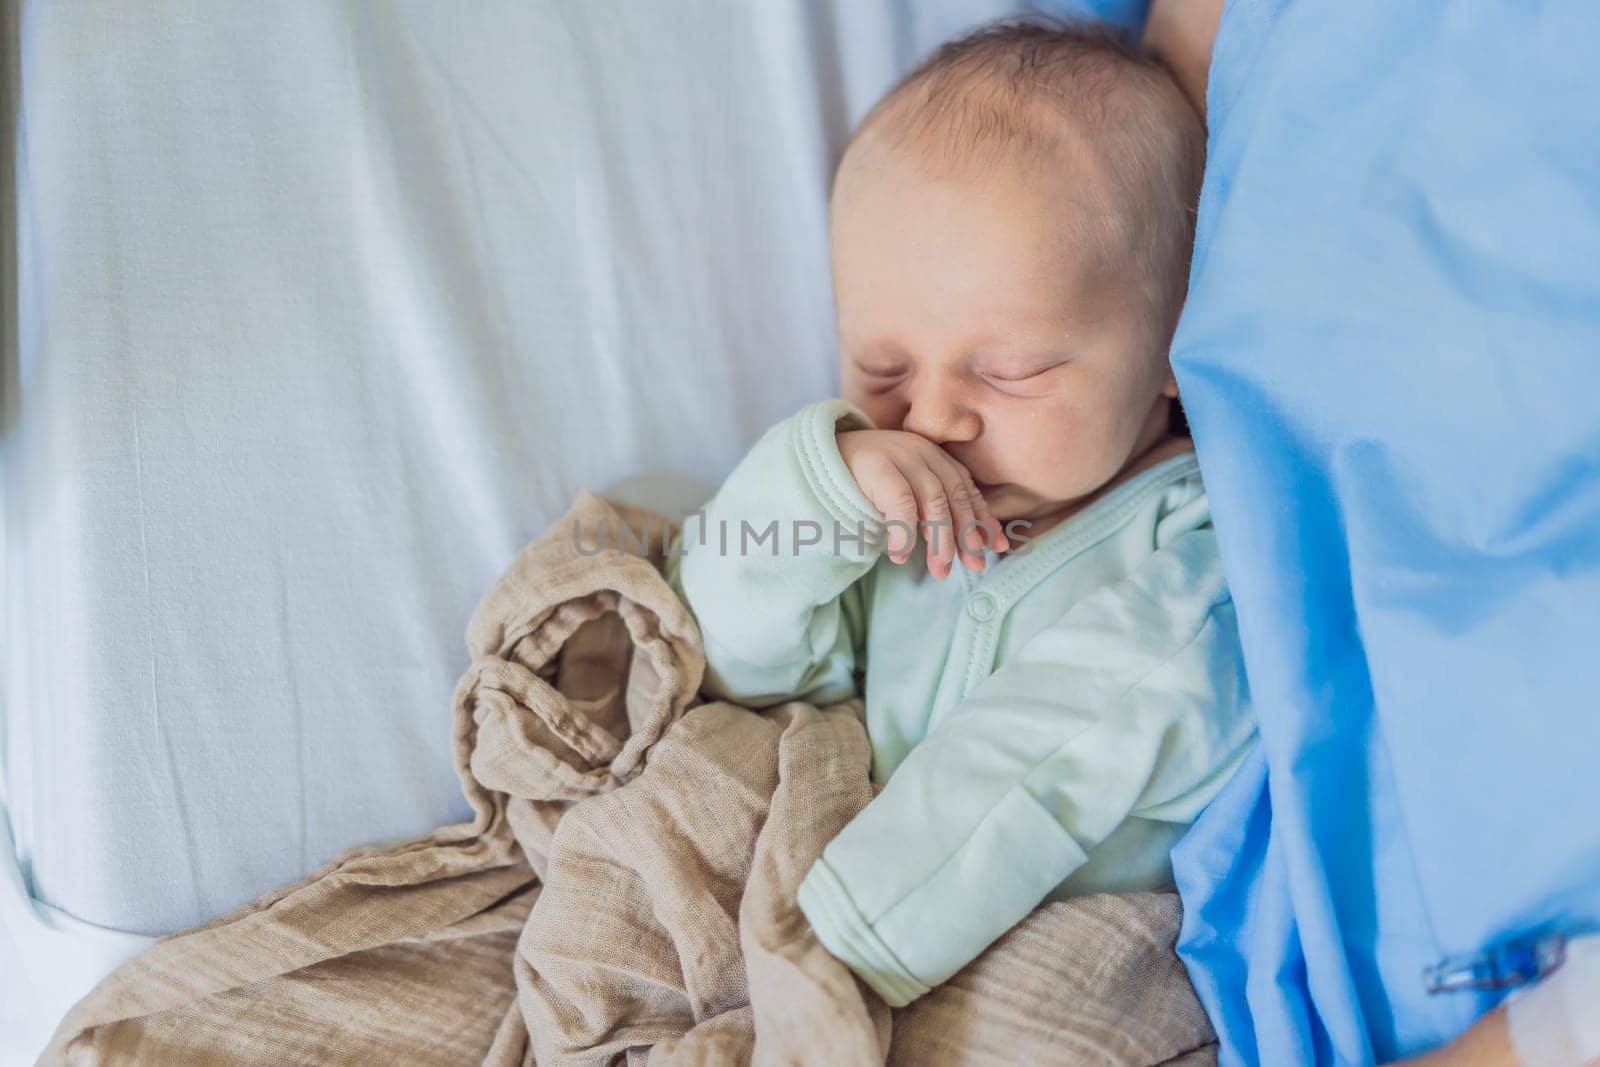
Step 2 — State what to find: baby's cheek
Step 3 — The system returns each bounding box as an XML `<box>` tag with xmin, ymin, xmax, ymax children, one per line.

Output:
<box><xmin>1026</xmin><ymin>409</ymin><xmax>1114</xmax><ymax>490</ymax></box>
<box><xmin>1001</xmin><ymin>416</ymin><xmax>1070</xmax><ymax>479</ymax></box>
<box><xmin>855</xmin><ymin>394</ymin><xmax>906</xmax><ymax>431</ymax></box>
<box><xmin>1025</xmin><ymin>399</ymin><xmax>1086</xmax><ymax>453</ymax></box>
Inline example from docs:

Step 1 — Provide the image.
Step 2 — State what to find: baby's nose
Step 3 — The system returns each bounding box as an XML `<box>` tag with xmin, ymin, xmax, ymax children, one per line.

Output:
<box><xmin>903</xmin><ymin>389</ymin><xmax>980</xmax><ymax>443</ymax></box>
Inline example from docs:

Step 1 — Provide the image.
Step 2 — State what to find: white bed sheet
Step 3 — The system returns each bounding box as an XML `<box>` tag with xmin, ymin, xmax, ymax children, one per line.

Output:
<box><xmin>0</xmin><ymin>1</ymin><xmax>1066</xmax><ymax>1060</ymax></box>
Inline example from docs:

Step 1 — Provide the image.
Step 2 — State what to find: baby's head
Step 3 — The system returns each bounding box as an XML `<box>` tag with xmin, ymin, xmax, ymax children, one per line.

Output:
<box><xmin>831</xmin><ymin>21</ymin><xmax>1204</xmax><ymax>532</ymax></box>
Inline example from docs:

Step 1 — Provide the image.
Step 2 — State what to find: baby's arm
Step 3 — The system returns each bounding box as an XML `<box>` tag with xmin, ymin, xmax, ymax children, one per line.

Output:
<box><xmin>795</xmin><ymin>525</ymin><xmax>1259</xmax><ymax>1007</ymax></box>
<box><xmin>665</xmin><ymin>399</ymin><xmax>887</xmax><ymax>707</ymax></box>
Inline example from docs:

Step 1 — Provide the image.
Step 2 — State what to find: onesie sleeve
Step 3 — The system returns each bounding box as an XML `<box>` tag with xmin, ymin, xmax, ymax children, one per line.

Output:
<box><xmin>664</xmin><ymin>398</ymin><xmax>888</xmax><ymax>708</ymax></box>
<box><xmin>794</xmin><ymin>525</ymin><xmax>1259</xmax><ymax>1007</ymax></box>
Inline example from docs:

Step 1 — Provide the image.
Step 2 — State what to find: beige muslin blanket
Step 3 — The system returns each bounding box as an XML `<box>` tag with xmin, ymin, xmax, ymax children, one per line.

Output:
<box><xmin>41</xmin><ymin>491</ymin><xmax>1217</xmax><ymax>1066</ymax></box>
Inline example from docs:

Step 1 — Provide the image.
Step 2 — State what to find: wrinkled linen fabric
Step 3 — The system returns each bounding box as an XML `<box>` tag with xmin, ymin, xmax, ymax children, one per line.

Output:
<box><xmin>41</xmin><ymin>492</ymin><xmax>1216</xmax><ymax>1066</ymax></box>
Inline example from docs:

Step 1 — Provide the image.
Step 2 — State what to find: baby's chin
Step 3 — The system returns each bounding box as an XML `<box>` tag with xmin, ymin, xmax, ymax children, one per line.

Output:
<box><xmin>974</xmin><ymin>481</ymin><xmax>1023</xmax><ymax>514</ymax></box>
<box><xmin>986</xmin><ymin>480</ymin><xmax>1103</xmax><ymax>525</ymax></box>
<box><xmin>977</xmin><ymin>480</ymin><xmax>1055</xmax><ymax>509</ymax></box>
<box><xmin>976</xmin><ymin>483</ymin><xmax>1050</xmax><ymax>528</ymax></box>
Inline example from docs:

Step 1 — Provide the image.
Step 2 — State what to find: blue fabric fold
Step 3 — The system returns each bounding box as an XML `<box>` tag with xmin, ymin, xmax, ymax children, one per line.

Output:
<box><xmin>1169</xmin><ymin>0</ymin><xmax>1600</xmax><ymax>1062</ymax></box>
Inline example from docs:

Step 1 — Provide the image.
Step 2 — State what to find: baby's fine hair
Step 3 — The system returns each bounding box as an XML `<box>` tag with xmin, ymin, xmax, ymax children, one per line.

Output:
<box><xmin>844</xmin><ymin>18</ymin><xmax>1206</xmax><ymax>330</ymax></box>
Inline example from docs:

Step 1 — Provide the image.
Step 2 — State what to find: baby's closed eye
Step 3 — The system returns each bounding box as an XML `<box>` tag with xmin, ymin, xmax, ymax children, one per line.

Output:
<box><xmin>978</xmin><ymin>355</ymin><xmax>1070</xmax><ymax>394</ymax></box>
<box><xmin>851</xmin><ymin>359</ymin><xmax>911</xmax><ymax>393</ymax></box>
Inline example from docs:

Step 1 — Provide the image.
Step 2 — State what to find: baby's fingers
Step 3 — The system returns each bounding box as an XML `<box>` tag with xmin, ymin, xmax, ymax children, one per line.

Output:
<box><xmin>936</xmin><ymin>467</ymin><xmax>988</xmax><ymax>572</ymax></box>
<box><xmin>965</xmin><ymin>477</ymin><xmax>1010</xmax><ymax>553</ymax></box>
<box><xmin>928</xmin><ymin>453</ymin><xmax>1006</xmax><ymax>564</ymax></box>
<box><xmin>871</xmin><ymin>477</ymin><xmax>922</xmax><ymax>563</ymax></box>
<box><xmin>893</xmin><ymin>457</ymin><xmax>960</xmax><ymax>578</ymax></box>
<box><xmin>848</xmin><ymin>448</ymin><xmax>920</xmax><ymax>561</ymax></box>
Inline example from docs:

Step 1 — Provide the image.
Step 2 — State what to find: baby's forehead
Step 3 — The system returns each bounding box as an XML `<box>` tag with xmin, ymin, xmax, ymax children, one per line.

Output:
<box><xmin>831</xmin><ymin>105</ymin><xmax>1136</xmax><ymax>282</ymax></box>
<box><xmin>829</xmin><ymin>150</ymin><xmax>1143</xmax><ymax>353</ymax></box>
<box><xmin>835</xmin><ymin>57</ymin><xmax>1167</xmax><ymax>240</ymax></box>
<box><xmin>829</xmin><ymin>25</ymin><xmax>1204</xmax><ymax>323</ymax></box>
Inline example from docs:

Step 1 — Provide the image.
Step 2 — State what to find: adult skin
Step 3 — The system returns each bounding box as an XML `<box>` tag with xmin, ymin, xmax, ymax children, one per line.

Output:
<box><xmin>1140</xmin><ymin>2</ymin><xmax>1528</xmax><ymax>1064</ymax></box>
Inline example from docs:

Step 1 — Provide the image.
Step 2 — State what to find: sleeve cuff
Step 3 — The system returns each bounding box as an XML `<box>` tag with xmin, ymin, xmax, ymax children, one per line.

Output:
<box><xmin>797</xmin><ymin>785</ymin><xmax>1093</xmax><ymax>1009</ymax></box>
<box><xmin>790</xmin><ymin>399</ymin><xmax>886</xmax><ymax>544</ymax></box>
<box><xmin>796</xmin><ymin>856</ymin><xmax>930</xmax><ymax>1008</ymax></box>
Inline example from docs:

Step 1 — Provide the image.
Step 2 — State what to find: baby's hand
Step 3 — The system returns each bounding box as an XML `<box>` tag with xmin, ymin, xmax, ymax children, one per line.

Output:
<box><xmin>836</xmin><ymin>429</ymin><xmax>1010</xmax><ymax>578</ymax></box>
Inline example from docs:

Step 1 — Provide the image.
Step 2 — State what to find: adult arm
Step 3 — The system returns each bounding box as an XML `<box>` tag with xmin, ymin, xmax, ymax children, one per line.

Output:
<box><xmin>1140</xmin><ymin>0</ymin><xmax>1223</xmax><ymax>121</ymax></box>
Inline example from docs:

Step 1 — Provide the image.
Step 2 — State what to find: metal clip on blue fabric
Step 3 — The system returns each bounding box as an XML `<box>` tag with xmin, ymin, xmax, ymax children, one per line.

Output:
<box><xmin>1424</xmin><ymin>932</ymin><xmax>1568</xmax><ymax>994</ymax></box>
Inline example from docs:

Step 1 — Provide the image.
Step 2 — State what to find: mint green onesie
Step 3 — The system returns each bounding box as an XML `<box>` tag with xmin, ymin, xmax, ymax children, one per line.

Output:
<box><xmin>664</xmin><ymin>397</ymin><xmax>1258</xmax><ymax>1007</ymax></box>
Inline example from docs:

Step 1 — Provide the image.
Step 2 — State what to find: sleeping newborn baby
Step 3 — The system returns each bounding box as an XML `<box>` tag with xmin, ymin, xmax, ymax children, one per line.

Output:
<box><xmin>666</xmin><ymin>21</ymin><xmax>1257</xmax><ymax>1007</ymax></box>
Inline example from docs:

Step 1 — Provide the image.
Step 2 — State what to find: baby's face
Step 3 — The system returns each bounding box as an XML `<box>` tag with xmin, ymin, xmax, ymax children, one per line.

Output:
<box><xmin>831</xmin><ymin>145</ymin><xmax>1181</xmax><ymax>535</ymax></box>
